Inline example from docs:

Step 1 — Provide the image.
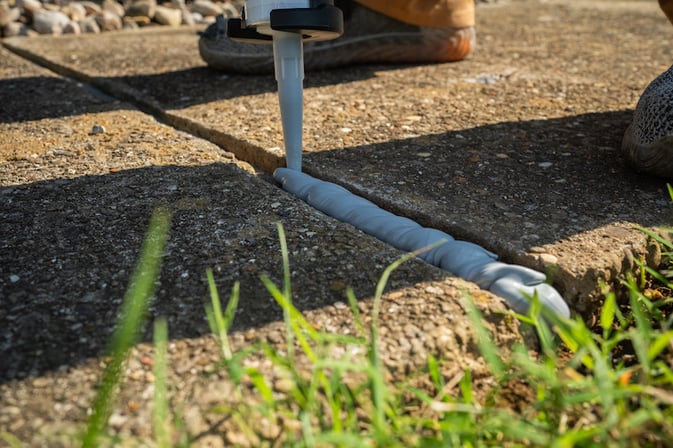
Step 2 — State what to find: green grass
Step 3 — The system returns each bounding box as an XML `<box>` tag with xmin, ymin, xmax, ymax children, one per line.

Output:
<box><xmin>6</xmin><ymin>202</ymin><xmax>673</xmax><ymax>447</ymax></box>
<box><xmin>197</xmin><ymin>223</ymin><xmax>673</xmax><ymax>447</ymax></box>
<box><xmin>81</xmin><ymin>207</ymin><xmax>171</xmax><ymax>447</ymax></box>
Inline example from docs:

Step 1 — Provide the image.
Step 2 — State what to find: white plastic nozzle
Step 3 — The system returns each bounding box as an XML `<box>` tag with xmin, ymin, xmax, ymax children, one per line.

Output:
<box><xmin>272</xmin><ymin>30</ymin><xmax>304</xmax><ymax>171</ymax></box>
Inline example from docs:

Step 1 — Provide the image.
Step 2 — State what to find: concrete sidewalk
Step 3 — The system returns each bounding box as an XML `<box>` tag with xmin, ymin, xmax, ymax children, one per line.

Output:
<box><xmin>1</xmin><ymin>0</ymin><xmax>672</xmax><ymax>444</ymax></box>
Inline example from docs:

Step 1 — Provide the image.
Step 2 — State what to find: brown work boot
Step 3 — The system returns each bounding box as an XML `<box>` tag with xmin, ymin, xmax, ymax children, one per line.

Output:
<box><xmin>622</xmin><ymin>64</ymin><xmax>673</xmax><ymax>178</ymax></box>
<box><xmin>199</xmin><ymin>0</ymin><xmax>475</xmax><ymax>74</ymax></box>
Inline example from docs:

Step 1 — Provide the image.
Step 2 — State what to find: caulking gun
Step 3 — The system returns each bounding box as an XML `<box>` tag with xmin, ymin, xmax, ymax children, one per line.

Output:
<box><xmin>226</xmin><ymin>1</ymin><xmax>572</xmax><ymax>320</ymax></box>
<box><xmin>226</xmin><ymin>1</ymin><xmax>344</xmax><ymax>171</ymax></box>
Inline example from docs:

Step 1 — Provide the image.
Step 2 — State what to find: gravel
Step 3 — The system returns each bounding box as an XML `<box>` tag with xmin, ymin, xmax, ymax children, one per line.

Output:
<box><xmin>0</xmin><ymin>0</ymin><xmax>243</xmax><ymax>37</ymax></box>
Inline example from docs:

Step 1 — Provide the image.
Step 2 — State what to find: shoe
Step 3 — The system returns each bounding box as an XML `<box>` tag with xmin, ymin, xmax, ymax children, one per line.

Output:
<box><xmin>622</xmin><ymin>64</ymin><xmax>673</xmax><ymax>178</ymax></box>
<box><xmin>198</xmin><ymin>0</ymin><xmax>475</xmax><ymax>74</ymax></box>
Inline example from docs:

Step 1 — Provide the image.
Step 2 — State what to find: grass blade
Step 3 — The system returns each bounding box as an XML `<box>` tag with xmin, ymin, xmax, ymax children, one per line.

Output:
<box><xmin>153</xmin><ymin>318</ymin><xmax>170</xmax><ymax>448</ymax></box>
<box><xmin>462</xmin><ymin>296</ymin><xmax>505</xmax><ymax>378</ymax></box>
<box><xmin>0</xmin><ymin>432</ymin><xmax>23</xmax><ymax>448</ymax></box>
<box><xmin>600</xmin><ymin>290</ymin><xmax>617</xmax><ymax>337</ymax></box>
<box><xmin>82</xmin><ymin>207</ymin><xmax>171</xmax><ymax>448</ymax></box>
<box><xmin>205</xmin><ymin>270</ymin><xmax>239</xmax><ymax>361</ymax></box>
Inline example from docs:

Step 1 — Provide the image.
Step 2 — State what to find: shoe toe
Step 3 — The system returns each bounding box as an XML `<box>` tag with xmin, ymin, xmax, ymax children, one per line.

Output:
<box><xmin>622</xmin><ymin>129</ymin><xmax>673</xmax><ymax>178</ymax></box>
<box><xmin>622</xmin><ymin>64</ymin><xmax>673</xmax><ymax>178</ymax></box>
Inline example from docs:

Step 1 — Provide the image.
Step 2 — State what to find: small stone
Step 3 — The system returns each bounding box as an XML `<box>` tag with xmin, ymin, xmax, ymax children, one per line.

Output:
<box><xmin>125</xmin><ymin>0</ymin><xmax>156</xmax><ymax>19</ymax></box>
<box><xmin>79</xmin><ymin>0</ymin><xmax>101</xmax><ymax>15</ymax></box>
<box><xmin>123</xmin><ymin>15</ymin><xmax>150</xmax><ymax>26</ymax></box>
<box><xmin>154</xmin><ymin>5</ymin><xmax>181</xmax><ymax>26</ymax></box>
<box><xmin>169</xmin><ymin>0</ymin><xmax>193</xmax><ymax>25</ymax></box>
<box><xmin>102</xmin><ymin>0</ymin><xmax>124</xmax><ymax>17</ymax></box>
<box><xmin>16</xmin><ymin>0</ymin><xmax>42</xmax><ymax>16</ymax></box>
<box><xmin>225</xmin><ymin>431</ymin><xmax>252</xmax><ymax>448</ymax></box>
<box><xmin>258</xmin><ymin>417</ymin><xmax>281</xmax><ymax>440</ymax></box>
<box><xmin>0</xmin><ymin>5</ymin><xmax>21</xmax><ymax>27</ymax></box>
<box><xmin>179</xmin><ymin>8</ymin><xmax>194</xmax><ymax>25</ymax></box>
<box><xmin>108</xmin><ymin>412</ymin><xmax>128</xmax><ymax>428</ymax></box>
<box><xmin>32</xmin><ymin>377</ymin><xmax>50</xmax><ymax>387</ymax></box>
<box><xmin>189</xmin><ymin>11</ymin><xmax>202</xmax><ymax>23</ymax></box>
<box><xmin>538</xmin><ymin>161</ymin><xmax>553</xmax><ymax>169</ymax></box>
<box><xmin>189</xmin><ymin>0</ymin><xmax>221</xmax><ymax>17</ymax></box>
<box><xmin>2</xmin><ymin>21</ymin><xmax>32</xmax><ymax>36</ymax></box>
<box><xmin>95</xmin><ymin>10</ymin><xmax>122</xmax><ymax>31</ymax></box>
<box><xmin>197</xmin><ymin>435</ymin><xmax>225</xmax><ymax>448</ymax></box>
<box><xmin>2</xmin><ymin>406</ymin><xmax>21</xmax><ymax>416</ymax></box>
<box><xmin>537</xmin><ymin>253</ymin><xmax>559</xmax><ymax>265</ymax></box>
<box><xmin>273</xmin><ymin>378</ymin><xmax>294</xmax><ymax>393</ymax></box>
<box><xmin>62</xmin><ymin>20</ymin><xmax>81</xmax><ymax>34</ymax></box>
<box><xmin>78</xmin><ymin>16</ymin><xmax>100</xmax><ymax>33</ymax></box>
<box><xmin>9</xmin><ymin>274</ymin><xmax>20</xmax><ymax>283</ymax></box>
<box><xmin>90</xmin><ymin>124</ymin><xmax>106</xmax><ymax>135</ymax></box>
<box><xmin>122</xmin><ymin>19</ymin><xmax>138</xmax><ymax>29</ymax></box>
<box><xmin>33</xmin><ymin>10</ymin><xmax>70</xmax><ymax>34</ymax></box>
<box><xmin>63</xmin><ymin>2</ymin><xmax>87</xmax><ymax>21</ymax></box>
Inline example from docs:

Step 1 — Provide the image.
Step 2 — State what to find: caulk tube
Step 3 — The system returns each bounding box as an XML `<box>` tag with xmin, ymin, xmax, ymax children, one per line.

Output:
<box><xmin>274</xmin><ymin>168</ymin><xmax>571</xmax><ymax>318</ymax></box>
<box><xmin>273</xmin><ymin>30</ymin><xmax>304</xmax><ymax>171</ymax></box>
<box><xmin>245</xmin><ymin>0</ymin><xmax>310</xmax><ymax>26</ymax></box>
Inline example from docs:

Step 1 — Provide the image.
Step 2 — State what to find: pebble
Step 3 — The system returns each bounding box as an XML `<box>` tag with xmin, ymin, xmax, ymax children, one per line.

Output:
<box><xmin>125</xmin><ymin>0</ymin><xmax>156</xmax><ymax>19</ymax></box>
<box><xmin>190</xmin><ymin>0</ymin><xmax>222</xmax><ymax>17</ymax></box>
<box><xmin>225</xmin><ymin>431</ymin><xmax>252</xmax><ymax>448</ymax></box>
<box><xmin>96</xmin><ymin>10</ymin><xmax>122</xmax><ymax>31</ymax></box>
<box><xmin>32</xmin><ymin>10</ymin><xmax>70</xmax><ymax>34</ymax></box>
<box><xmin>102</xmin><ymin>0</ymin><xmax>124</xmax><ymax>17</ymax></box>
<box><xmin>537</xmin><ymin>253</ymin><xmax>559</xmax><ymax>265</ymax></box>
<box><xmin>273</xmin><ymin>378</ymin><xmax>294</xmax><ymax>393</ymax></box>
<box><xmin>64</xmin><ymin>2</ymin><xmax>87</xmax><ymax>21</ymax></box>
<box><xmin>0</xmin><ymin>5</ymin><xmax>20</xmax><ymax>26</ymax></box>
<box><xmin>154</xmin><ymin>5</ymin><xmax>181</xmax><ymax>26</ymax></box>
<box><xmin>62</xmin><ymin>20</ymin><xmax>80</xmax><ymax>34</ymax></box>
<box><xmin>1</xmin><ymin>0</ymin><xmax>241</xmax><ymax>38</ymax></box>
<box><xmin>90</xmin><ymin>124</ymin><xmax>106</xmax><ymax>135</ymax></box>
<box><xmin>80</xmin><ymin>0</ymin><xmax>101</xmax><ymax>15</ymax></box>
<box><xmin>17</xmin><ymin>0</ymin><xmax>42</xmax><ymax>15</ymax></box>
<box><xmin>31</xmin><ymin>377</ymin><xmax>50</xmax><ymax>387</ymax></box>
<box><xmin>2</xmin><ymin>21</ymin><xmax>32</xmax><ymax>36</ymax></box>
<box><xmin>108</xmin><ymin>412</ymin><xmax>128</xmax><ymax>428</ymax></box>
<box><xmin>78</xmin><ymin>16</ymin><xmax>100</xmax><ymax>33</ymax></box>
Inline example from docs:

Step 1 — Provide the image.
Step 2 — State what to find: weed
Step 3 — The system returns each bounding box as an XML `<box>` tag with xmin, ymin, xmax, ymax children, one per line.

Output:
<box><xmin>81</xmin><ymin>207</ymin><xmax>171</xmax><ymax>447</ymax></box>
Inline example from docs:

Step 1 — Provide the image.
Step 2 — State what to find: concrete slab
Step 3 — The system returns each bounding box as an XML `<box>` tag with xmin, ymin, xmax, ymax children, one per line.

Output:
<box><xmin>5</xmin><ymin>0</ymin><xmax>671</xmax><ymax>315</ymax></box>
<box><xmin>0</xmin><ymin>44</ymin><xmax>521</xmax><ymax>444</ymax></box>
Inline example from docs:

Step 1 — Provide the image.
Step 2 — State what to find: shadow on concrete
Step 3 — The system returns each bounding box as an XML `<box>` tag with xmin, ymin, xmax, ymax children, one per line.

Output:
<box><xmin>0</xmin><ymin>62</ymin><xmax>401</xmax><ymax>122</ymax></box>
<box><xmin>0</xmin><ymin>76</ymin><xmax>125</xmax><ymax>123</ymax></box>
<box><xmin>111</xmin><ymin>64</ymin><xmax>389</xmax><ymax>110</ymax></box>
<box><xmin>0</xmin><ymin>162</ymin><xmax>443</xmax><ymax>383</ymax></box>
<box><xmin>301</xmin><ymin>110</ymin><xmax>673</xmax><ymax>259</ymax></box>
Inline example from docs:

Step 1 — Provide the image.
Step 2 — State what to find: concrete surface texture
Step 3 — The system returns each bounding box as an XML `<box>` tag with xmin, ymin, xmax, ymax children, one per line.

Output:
<box><xmin>1</xmin><ymin>0</ymin><xmax>672</xmax><ymax>444</ymax></box>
